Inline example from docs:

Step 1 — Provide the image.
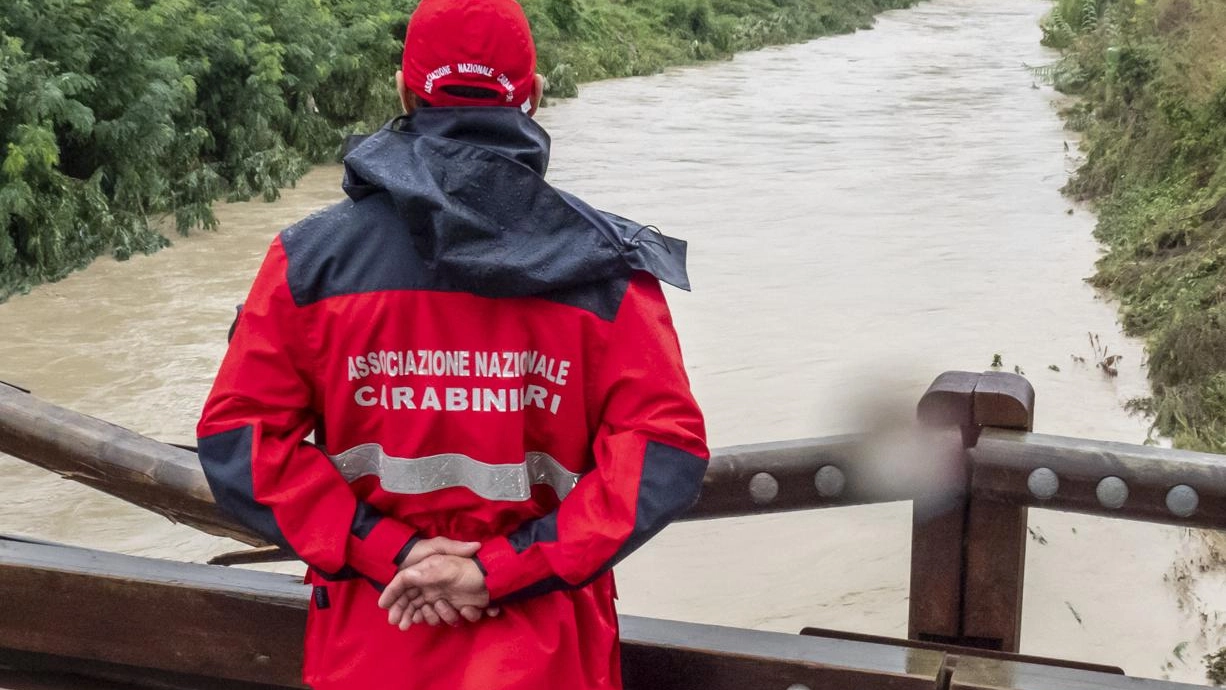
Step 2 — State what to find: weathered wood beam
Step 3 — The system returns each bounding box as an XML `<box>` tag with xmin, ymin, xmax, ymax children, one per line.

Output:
<box><xmin>621</xmin><ymin>616</ymin><xmax>944</xmax><ymax>690</ymax></box>
<box><xmin>0</xmin><ymin>385</ymin><xmax>949</xmax><ymax>547</ymax></box>
<box><xmin>207</xmin><ymin>545</ymin><xmax>294</xmax><ymax>567</ymax></box>
<box><xmin>683</xmin><ymin>430</ymin><xmax>963</xmax><ymax>520</ymax></box>
<box><xmin>0</xmin><ymin>385</ymin><xmax>264</xmax><ymax>546</ymax></box>
<box><xmin>1</xmin><ymin>537</ymin><xmax>1207</xmax><ymax>690</ymax></box>
<box><xmin>799</xmin><ymin>626</ymin><xmax>1123</xmax><ymax>675</ymax></box>
<box><xmin>0</xmin><ymin>537</ymin><xmax>947</xmax><ymax>690</ymax></box>
<box><xmin>0</xmin><ymin>649</ymin><xmax>285</xmax><ymax>690</ymax></box>
<box><xmin>949</xmin><ymin>655</ymin><xmax>1208</xmax><ymax>690</ymax></box>
<box><xmin>0</xmin><ymin>538</ymin><xmax>305</xmax><ymax>686</ymax></box>
<box><xmin>972</xmin><ymin>428</ymin><xmax>1226</xmax><ymax>530</ymax></box>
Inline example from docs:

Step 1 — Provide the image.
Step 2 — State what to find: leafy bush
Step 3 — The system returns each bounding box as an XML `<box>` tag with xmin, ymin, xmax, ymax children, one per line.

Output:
<box><xmin>0</xmin><ymin>0</ymin><xmax>409</xmax><ymax>299</ymax></box>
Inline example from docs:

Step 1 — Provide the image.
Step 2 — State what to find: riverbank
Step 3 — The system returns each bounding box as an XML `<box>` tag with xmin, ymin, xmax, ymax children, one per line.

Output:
<box><xmin>1040</xmin><ymin>0</ymin><xmax>1226</xmax><ymax>452</ymax></box>
<box><xmin>0</xmin><ymin>0</ymin><xmax>917</xmax><ymax>303</ymax></box>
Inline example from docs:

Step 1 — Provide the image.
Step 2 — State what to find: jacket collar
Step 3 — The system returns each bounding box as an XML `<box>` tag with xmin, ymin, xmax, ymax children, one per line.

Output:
<box><xmin>389</xmin><ymin>107</ymin><xmax>551</xmax><ymax>176</ymax></box>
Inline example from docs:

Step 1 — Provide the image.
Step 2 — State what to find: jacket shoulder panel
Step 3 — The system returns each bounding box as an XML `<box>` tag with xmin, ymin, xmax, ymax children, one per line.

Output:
<box><xmin>278</xmin><ymin>194</ymin><xmax>630</xmax><ymax>320</ymax></box>
<box><xmin>278</xmin><ymin>195</ymin><xmax>427</xmax><ymax>307</ymax></box>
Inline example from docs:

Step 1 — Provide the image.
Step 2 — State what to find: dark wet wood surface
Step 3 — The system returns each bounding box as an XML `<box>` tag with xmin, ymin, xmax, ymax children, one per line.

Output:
<box><xmin>950</xmin><ymin>656</ymin><xmax>1209</xmax><ymax>690</ymax></box>
<box><xmin>972</xmin><ymin>428</ymin><xmax>1226</xmax><ymax>529</ymax></box>
<box><xmin>1</xmin><ymin>536</ymin><xmax>1215</xmax><ymax>690</ymax></box>
<box><xmin>0</xmin><ymin>385</ymin><xmax>263</xmax><ymax>545</ymax></box>
<box><xmin>0</xmin><ymin>536</ymin><xmax>947</xmax><ymax>690</ymax></box>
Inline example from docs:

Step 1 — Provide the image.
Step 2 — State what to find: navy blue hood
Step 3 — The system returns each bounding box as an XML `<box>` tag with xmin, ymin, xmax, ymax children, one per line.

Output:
<box><xmin>340</xmin><ymin>108</ymin><xmax>690</xmax><ymax>297</ymax></box>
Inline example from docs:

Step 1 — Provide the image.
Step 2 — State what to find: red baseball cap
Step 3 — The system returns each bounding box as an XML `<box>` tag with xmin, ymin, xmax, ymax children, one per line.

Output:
<box><xmin>402</xmin><ymin>0</ymin><xmax>538</xmax><ymax>111</ymax></box>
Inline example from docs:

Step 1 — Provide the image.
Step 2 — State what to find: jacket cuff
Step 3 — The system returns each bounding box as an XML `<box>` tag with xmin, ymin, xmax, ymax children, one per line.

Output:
<box><xmin>476</xmin><ymin>536</ymin><xmax>521</xmax><ymax>601</ymax></box>
<box><xmin>476</xmin><ymin>535</ymin><xmax>553</xmax><ymax>602</ymax></box>
<box><xmin>346</xmin><ymin>516</ymin><xmax>416</xmax><ymax>586</ymax></box>
<box><xmin>394</xmin><ymin>535</ymin><xmax>421</xmax><ymax>567</ymax></box>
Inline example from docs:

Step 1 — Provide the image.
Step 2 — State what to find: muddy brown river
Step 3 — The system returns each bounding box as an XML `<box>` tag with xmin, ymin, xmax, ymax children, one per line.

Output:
<box><xmin>2</xmin><ymin>0</ymin><xmax>1224</xmax><ymax>682</ymax></box>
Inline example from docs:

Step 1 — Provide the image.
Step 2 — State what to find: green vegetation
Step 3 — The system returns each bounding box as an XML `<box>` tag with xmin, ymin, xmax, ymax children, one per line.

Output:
<box><xmin>0</xmin><ymin>0</ymin><xmax>916</xmax><ymax>301</ymax></box>
<box><xmin>0</xmin><ymin>0</ymin><xmax>406</xmax><ymax>299</ymax></box>
<box><xmin>1208</xmin><ymin>645</ymin><xmax>1226</xmax><ymax>685</ymax></box>
<box><xmin>1039</xmin><ymin>0</ymin><xmax>1226</xmax><ymax>451</ymax></box>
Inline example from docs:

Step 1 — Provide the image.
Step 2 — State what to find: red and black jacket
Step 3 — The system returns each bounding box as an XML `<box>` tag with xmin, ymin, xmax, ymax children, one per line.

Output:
<box><xmin>197</xmin><ymin>108</ymin><xmax>709</xmax><ymax>604</ymax></box>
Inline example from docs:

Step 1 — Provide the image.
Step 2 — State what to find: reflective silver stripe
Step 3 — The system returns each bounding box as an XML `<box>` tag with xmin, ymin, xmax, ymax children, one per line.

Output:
<box><xmin>329</xmin><ymin>444</ymin><xmax>582</xmax><ymax>502</ymax></box>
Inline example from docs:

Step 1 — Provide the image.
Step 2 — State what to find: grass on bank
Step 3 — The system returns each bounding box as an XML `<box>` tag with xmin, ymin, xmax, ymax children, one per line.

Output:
<box><xmin>0</xmin><ymin>0</ymin><xmax>917</xmax><ymax>303</ymax></box>
<box><xmin>1040</xmin><ymin>0</ymin><xmax>1226</xmax><ymax>452</ymax></box>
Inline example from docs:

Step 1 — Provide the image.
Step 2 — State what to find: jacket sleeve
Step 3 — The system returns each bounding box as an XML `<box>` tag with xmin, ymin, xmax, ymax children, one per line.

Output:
<box><xmin>475</xmin><ymin>273</ymin><xmax>709</xmax><ymax>603</ymax></box>
<box><xmin>196</xmin><ymin>238</ymin><xmax>416</xmax><ymax>586</ymax></box>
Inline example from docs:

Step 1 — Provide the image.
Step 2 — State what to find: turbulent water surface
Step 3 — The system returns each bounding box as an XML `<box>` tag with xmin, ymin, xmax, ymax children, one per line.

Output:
<box><xmin>3</xmin><ymin>0</ymin><xmax>1224</xmax><ymax>682</ymax></box>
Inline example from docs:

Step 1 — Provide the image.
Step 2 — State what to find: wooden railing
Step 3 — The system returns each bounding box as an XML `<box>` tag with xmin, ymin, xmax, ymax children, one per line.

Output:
<box><xmin>679</xmin><ymin>371</ymin><xmax>1226</xmax><ymax>655</ymax></box>
<box><xmin>2</xmin><ymin>372</ymin><xmax>1224</xmax><ymax>686</ymax></box>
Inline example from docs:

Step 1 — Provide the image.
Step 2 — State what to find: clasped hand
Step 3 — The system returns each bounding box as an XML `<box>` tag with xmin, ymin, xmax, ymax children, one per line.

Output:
<box><xmin>377</xmin><ymin>537</ymin><xmax>499</xmax><ymax>629</ymax></box>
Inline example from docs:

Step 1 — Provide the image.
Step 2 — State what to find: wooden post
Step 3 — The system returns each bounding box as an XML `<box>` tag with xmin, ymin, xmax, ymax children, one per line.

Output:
<box><xmin>910</xmin><ymin>371</ymin><xmax>1033</xmax><ymax>652</ymax></box>
<box><xmin>962</xmin><ymin>373</ymin><xmax>1033</xmax><ymax>652</ymax></box>
<box><xmin>910</xmin><ymin>372</ymin><xmax>978</xmax><ymax>644</ymax></box>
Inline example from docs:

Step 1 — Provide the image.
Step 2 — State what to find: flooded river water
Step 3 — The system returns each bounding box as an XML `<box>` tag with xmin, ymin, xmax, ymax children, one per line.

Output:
<box><xmin>2</xmin><ymin>0</ymin><xmax>1224</xmax><ymax>683</ymax></box>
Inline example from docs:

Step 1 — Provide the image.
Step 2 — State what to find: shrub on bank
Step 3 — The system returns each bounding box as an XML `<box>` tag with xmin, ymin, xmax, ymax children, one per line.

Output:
<box><xmin>0</xmin><ymin>0</ymin><xmax>406</xmax><ymax>299</ymax></box>
<box><xmin>0</xmin><ymin>0</ymin><xmax>917</xmax><ymax>302</ymax></box>
<box><xmin>1042</xmin><ymin>0</ymin><xmax>1226</xmax><ymax>451</ymax></box>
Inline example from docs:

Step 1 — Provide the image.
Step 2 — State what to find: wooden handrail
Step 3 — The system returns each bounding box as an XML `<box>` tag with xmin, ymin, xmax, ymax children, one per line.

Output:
<box><xmin>4</xmin><ymin>372</ymin><xmax>1225</xmax><ymax>670</ymax></box>
<box><xmin>971</xmin><ymin>427</ymin><xmax>1226</xmax><ymax>529</ymax></box>
<box><xmin>0</xmin><ymin>384</ymin><xmax>963</xmax><ymax>540</ymax></box>
<box><xmin>0</xmin><ymin>385</ymin><xmax>262</xmax><ymax>545</ymax></box>
<box><xmin>1</xmin><ymin>536</ymin><xmax>1211</xmax><ymax>690</ymax></box>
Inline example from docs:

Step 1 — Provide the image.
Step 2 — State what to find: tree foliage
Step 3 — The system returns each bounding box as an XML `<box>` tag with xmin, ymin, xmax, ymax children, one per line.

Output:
<box><xmin>0</xmin><ymin>0</ymin><xmax>407</xmax><ymax>298</ymax></box>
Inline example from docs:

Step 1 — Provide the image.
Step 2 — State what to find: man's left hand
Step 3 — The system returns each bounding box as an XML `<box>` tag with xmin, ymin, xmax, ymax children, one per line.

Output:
<box><xmin>378</xmin><ymin>554</ymin><xmax>493</xmax><ymax>629</ymax></box>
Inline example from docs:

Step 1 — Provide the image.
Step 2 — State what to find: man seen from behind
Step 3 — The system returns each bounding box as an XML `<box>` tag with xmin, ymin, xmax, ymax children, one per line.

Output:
<box><xmin>196</xmin><ymin>1</ymin><xmax>709</xmax><ymax>688</ymax></box>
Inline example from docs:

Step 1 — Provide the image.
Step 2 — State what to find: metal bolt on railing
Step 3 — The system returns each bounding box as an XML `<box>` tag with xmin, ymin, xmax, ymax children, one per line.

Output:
<box><xmin>814</xmin><ymin>466</ymin><xmax>845</xmax><ymax>498</ymax></box>
<box><xmin>1165</xmin><ymin>484</ymin><xmax>1198</xmax><ymax>518</ymax></box>
<box><xmin>748</xmin><ymin>472</ymin><xmax>778</xmax><ymax>505</ymax></box>
<box><xmin>1095</xmin><ymin>476</ymin><xmax>1128</xmax><ymax>509</ymax></box>
<box><xmin>1026</xmin><ymin>468</ymin><xmax>1058</xmax><ymax>500</ymax></box>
